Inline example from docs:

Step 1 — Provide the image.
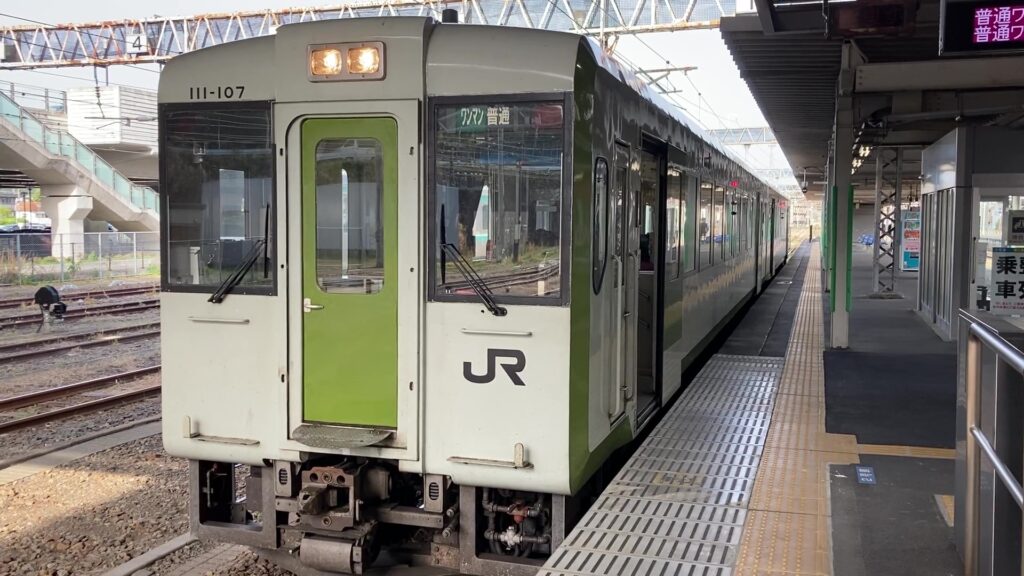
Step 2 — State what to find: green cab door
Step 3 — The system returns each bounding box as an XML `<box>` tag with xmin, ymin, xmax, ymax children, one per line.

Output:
<box><xmin>301</xmin><ymin>117</ymin><xmax>398</xmax><ymax>429</ymax></box>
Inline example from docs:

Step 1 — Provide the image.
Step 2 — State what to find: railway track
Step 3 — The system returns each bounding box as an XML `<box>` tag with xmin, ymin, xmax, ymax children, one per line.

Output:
<box><xmin>0</xmin><ymin>298</ymin><xmax>160</xmax><ymax>329</ymax></box>
<box><xmin>0</xmin><ymin>322</ymin><xmax>161</xmax><ymax>362</ymax></box>
<box><xmin>0</xmin><ymin>366</ymin><xmax>161</xmax><ymax>433</ymax></box>
<box><xmin>443</xmin><ymin>265</ymin><xmax>559</xmax><ymax>293</ymax></box>
<box><xmin>0</xmin><ymin>285</ymin><xmax>158</xmax><ymax>310</ymax></box>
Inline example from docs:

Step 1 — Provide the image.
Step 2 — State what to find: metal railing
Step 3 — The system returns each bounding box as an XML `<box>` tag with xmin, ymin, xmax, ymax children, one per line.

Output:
<box><xmin>0</xmin><ymin>231</ymin><xmax>159</xmax><ymax>284</ymax></box>
<box><xmin>0</xmin><ymin>91</ymin><xmax>159</xmax><ymax>214</ymax></box>
<box><xmin>1</xmin><ymin>80</ymin><xmax>67</xmax><ymax>115</ymax></box>
<box><xmin>960</xmin><ymin>310</ymin><xmax>1024</xmax><ymax>576</ymax></box>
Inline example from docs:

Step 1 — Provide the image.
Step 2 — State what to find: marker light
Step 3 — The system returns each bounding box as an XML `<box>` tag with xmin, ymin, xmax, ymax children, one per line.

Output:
<box><xmin>310</xmin><ymin>48</ymin><xmax>343</xmax><ymax>76</ymax></box>
<box><xmin>347</xmin><ymin>46</ymin><xmax>380</xmax><ymax>75</ymax></box>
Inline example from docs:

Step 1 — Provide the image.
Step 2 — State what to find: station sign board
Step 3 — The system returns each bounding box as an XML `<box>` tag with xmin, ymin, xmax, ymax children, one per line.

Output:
<box><xmin>941</xmin><ymin>0</ymin><xmax>1024</xmax><ymax>55</ymax></box>
<box><xmin>900</xmin><ymin>209</ymin><xmax>921</xmax><ymax>271</ymax></box>
<box><xmin>990</xmin><ymin>246</ymin><xmax>1024</xmax><ymax>314</ymax></box>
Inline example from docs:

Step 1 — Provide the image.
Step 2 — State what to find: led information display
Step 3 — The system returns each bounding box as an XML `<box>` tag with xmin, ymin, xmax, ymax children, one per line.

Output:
<box><xmin>943</xmin><ymin>0</ymin><xmax>1024</xmax><ymax>53</ymax></box>
<box><xmin>973</xmin><ymin>5</ymin><xmax>1024</xmax><ymax>43</ymax></box>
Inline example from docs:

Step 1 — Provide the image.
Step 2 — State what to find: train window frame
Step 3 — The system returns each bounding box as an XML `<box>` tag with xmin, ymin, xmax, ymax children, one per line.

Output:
<box><xmin>666</xmin><ymin>167</ymin><xmax>683</xmax><ymax>280</ymax></box>
<box><xmin>714</xmin><ymin>185</ymin><xmax>727</xmax><ymax>262</ymax></box>
<box><xmin>313</xmin><ymin>136</ymin><xmax>386</xmax><ymax>295</ymax></box>
<box><xmin>426</xmin><ymin>93</ymin><xmax>573</xmax><ymax>307</ymax></box>
<box><xmin>727</xmin><ymin>190</ymin><xmax>737</xmax><ymax>260</ymax></box>
<box><xmin>682</xmin><ymin>174</ymin><xmax>697</xmax><ymax>275</ymax></box>
<box><xmin>698</xmin><ymin>180</ymin><xmax>714</xmax><ymax>270</ymax></box>
<box><xmin>593</xmin><ymin>156</ymin><xmax>609</xmax><ymax>294</ymax></box>
<box><xmin>158</xmin><ymin>100</ymin><xmax>277</xmax><ymax>296</ymax></box>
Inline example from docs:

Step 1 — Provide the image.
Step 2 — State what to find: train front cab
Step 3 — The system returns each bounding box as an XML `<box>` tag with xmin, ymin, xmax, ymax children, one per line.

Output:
<box><xmin>158</xmin><ymin>19</ymin><xmax>433</xmax><ymax>574</ymax></box>
<box><xmin>159</xmin><ymin>19</ymin><xmax>595</xmax><ymax>576</ymax></box>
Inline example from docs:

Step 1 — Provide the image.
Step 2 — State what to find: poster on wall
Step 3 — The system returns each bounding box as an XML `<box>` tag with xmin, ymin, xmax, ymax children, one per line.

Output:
<box><xmin>901</xmin><ymin>209</ymin><xmax>921</xmax><ymax>271</ymax></box>
<box><xmin>991</xmin><ymin>247</ymin><xmax>1024</xmax><ymax>314</ymax></box>
<box><xmin>1008</xmin><ymin>210</ymin><xmax>1024</xmax><ymax>243</ymax></box>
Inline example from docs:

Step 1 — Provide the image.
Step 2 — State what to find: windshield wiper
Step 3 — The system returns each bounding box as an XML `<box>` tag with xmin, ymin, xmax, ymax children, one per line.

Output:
<box><xmin>441</xmin><ymin>243</ymin><xmax>507</xmax><ymax>317</ymax></box>
<box><xmin>209</xmin><ymin>238</ymin><xmax>268</xmax><ymax>304</ymax></box>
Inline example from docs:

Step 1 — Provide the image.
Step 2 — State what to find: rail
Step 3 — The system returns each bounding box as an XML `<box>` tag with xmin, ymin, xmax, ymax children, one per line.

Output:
<box><xmin>959</xmin><ymin>310</ymin><xmax>1024</xmax><ymax>576</ymax></box>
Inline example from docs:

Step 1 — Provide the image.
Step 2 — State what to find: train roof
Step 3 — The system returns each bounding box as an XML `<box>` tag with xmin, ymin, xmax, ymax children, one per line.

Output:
<box><xmin>577</xmin><ymin>36</ymin><xmax>779</xmax><ymax>195</ymax></box>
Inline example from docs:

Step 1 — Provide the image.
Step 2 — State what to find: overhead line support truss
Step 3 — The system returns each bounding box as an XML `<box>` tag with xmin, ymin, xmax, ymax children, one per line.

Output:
<box><xmin>0</xmin><ymin>0</ymin><xmax>731</xmax><ymax>69</ymax></box>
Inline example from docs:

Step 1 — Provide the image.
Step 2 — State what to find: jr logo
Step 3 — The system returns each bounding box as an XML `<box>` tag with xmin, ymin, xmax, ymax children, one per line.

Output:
<box><xmin>463</xmin><ymin>349</ymin><xmax>526</xmax><ymax>386</ymax></box>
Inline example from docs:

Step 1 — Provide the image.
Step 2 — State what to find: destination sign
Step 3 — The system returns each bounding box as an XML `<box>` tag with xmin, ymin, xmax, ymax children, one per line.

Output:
<box><xmin>942</xmin><ymin>0</ymin><xmax>1024</xmax><ymax>54</ymax></box>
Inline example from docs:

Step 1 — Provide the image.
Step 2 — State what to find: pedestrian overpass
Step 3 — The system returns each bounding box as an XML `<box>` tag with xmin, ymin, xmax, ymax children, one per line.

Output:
<box><xmin>0</xmin><ymin>91</ymin><xmax>159</xmax><ymax>256</ymax></box>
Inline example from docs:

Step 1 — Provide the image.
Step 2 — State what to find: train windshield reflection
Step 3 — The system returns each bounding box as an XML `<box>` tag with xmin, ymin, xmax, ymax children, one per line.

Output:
<box><xmin>432</xmin><ymin>101</ymin><xmax>565</xmax><ymax>301</ymax></box>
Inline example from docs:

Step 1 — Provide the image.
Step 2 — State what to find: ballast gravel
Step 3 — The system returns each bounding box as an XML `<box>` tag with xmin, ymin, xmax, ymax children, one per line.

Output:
<box><xmin>0</xmin><ymin>434</ymin><xmax>186</xmax><ymax>576</ymax></box>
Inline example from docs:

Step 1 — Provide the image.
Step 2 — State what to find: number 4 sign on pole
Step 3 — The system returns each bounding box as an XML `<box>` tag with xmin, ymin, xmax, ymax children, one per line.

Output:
<box><xmin>126</xmin><ymin>34</ymin><xmax>148</xmax><ymax>56</ymax></box>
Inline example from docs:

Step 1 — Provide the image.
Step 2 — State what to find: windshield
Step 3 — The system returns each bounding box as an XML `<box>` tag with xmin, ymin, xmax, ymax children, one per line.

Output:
<box><xmin>161</xmin><ymin>103</ymin><xmax>274</xmax><ymax>293</ymax></box>
<box><xmin>432</xmin><ymin>100</ymin><xmax>565</xmax><ymax>301</ymax></box>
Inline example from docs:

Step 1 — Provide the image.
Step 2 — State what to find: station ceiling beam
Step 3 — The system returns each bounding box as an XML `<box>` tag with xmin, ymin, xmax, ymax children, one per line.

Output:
<box><xmin>855</xmin><ymin>56</ymin><xmax>1024</xmax><ymax>93</ymax></box>
<box><xmin>0</xmin><ymin>0</ymin><xmax>733</xmax><ymax>69</ymax></box>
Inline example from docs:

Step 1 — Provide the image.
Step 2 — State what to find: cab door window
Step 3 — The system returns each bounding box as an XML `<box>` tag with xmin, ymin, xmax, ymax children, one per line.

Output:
<box><xmin>315</xmin><ymin>138</ymin><xmax>384</xmax><ymax>294</ymax></box>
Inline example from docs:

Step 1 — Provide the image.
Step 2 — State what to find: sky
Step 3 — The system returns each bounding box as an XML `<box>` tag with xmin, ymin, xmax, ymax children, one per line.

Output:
<box><xmin>0</xmin><ymin>2</ymin><xmax>788</xmax><ymax>179</ymax></box>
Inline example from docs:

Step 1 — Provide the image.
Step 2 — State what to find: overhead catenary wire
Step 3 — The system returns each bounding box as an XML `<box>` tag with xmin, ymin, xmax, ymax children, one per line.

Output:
<box><xmin>9</xmin><ymin>68</ymin><xmax>156</xmax><ymax>92</ymax></box>
<box><xmin>538</xmin><ymin>0</ymin><xmax>730</xmax><ymax>131</ymax></box>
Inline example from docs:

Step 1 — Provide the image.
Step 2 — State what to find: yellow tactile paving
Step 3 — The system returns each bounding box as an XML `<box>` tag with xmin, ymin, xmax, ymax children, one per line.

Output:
<box><xmin>735</xmin><ymin>510</ymin><xmax>831</xmax><ymax>575</ymax></box>
<box><xmin>935</xmin><ymin>494</ymin><xmax>955</xmax><ymax>527</ymax></box>
<box><xmin>735</xmin><ymin>243</ymin><xmax>858</xmax><ymax>576</ymax></box>
<box><xmin>750</xmin><ymin>448</ymin><xmax>855</xmax><ymax>516</ymax></box>
<box><xmin>857</xmin><ymin>444</ymin><xmax>956</xmax><ymax>459</ymax></box>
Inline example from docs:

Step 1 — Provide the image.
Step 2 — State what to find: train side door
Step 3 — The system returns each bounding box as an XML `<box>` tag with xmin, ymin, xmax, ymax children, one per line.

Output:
<box><xmin>612</xmin><ymin>143</ymin><xmax>636</xmax><ymax>417</ymax></box>
<box><xmin>769</xmin><ymin>198</ymin><xmax>778</xmax><ymax>271</ymax></box>
<box><xmin>753</xmin><ymin>193</ymin><xmax>762</xmax><ymax>288</ymax></box>
<box><xmin>299</xmin><ymin>117</ymin><xmax>399</xmax><ymax>435</ymax></box>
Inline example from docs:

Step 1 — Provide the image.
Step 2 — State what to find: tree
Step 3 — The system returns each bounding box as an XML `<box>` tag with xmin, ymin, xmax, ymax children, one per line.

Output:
<box><xmin>0</xmin><ymin>206</ymin><xmax>15</xmax><ymax>226</ymax></box>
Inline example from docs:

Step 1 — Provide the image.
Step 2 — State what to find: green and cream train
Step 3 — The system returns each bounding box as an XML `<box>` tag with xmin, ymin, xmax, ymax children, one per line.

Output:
<box><xmin>158</xmin><ymin>15</ymin><xmax>790</xmax><ymax>576</ymax></box>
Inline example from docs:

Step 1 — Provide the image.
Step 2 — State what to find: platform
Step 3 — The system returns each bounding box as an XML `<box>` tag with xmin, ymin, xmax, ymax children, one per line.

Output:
<box><xmin>540</xmin><ymin>240</ymin><xmax>962</xmax><ymax>576</ymax></box>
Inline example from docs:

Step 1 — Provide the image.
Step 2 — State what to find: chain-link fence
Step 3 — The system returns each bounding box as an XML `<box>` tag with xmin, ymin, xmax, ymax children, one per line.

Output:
<box><xmin>0</xmin><ymin>231</ymin><xmax>159</xmax><ymax>284</ymax></box>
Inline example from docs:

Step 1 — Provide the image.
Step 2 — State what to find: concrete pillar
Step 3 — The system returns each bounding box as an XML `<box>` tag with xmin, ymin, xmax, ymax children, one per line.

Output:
<box><xmin>831</xmin><ymin>97</ymin><xmax>855</xmax><ymax>349</ymax></box>
<box><xmin>42</xmin><ymin>188</ymin><xmax>93</xmax><ymax>259</ymax></box>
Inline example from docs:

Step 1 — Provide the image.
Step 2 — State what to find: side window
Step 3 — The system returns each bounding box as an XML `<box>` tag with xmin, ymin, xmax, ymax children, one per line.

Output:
<box><xmin>613</xmin><ymin>151</ymin><xmax>627</xmax><ymax>288</ymax></box>
<box><xmin>699</xmin><ymin>181</ymin><xmax>713</xmax><ymax>269</ymax></box>
<box><xmin>666</xmin><ymin>168</ymin><xmax>682</xmax><ymax>279</ymax></box>
<box><xmin>740</xmin><ymin>195</ymin><xmax>747</xmax><ymax>253</ymax></box>
<box><xmin>714</xmin><ymin>185</ymin><xmax>726</xmax><ymax>262</ymax></box>
<box><xmin>593</xmin><ymin>157</ymin><xmax>609</xmax><ymax>293</ymax></box>
<box><xmin>315</xmin><ymin>138</ymin><xmax>384</xmax><ymax>294</ymax></box>
<box><xmin>728</xmin><ymin>191</ymin><xmax>737</xmax><ymax>259</ymax></box>
<box><xmin>639</xmin><ymin>150</ymin><xmax>660</xmax><ymax>273</ymax></box>
<box><xmin>682</xmin><ymin>176</ymin><xmax>696</xmax><ymax>273</ymax></box>
<box><xmin>161</xmin><ymin>105</ymin><xmax>275</xmax><ymax>292</ymax></box>
<box><xmin>743</xmin><ymin>196</ymin><xmax>751</xmax><ymax>253</ymax></box>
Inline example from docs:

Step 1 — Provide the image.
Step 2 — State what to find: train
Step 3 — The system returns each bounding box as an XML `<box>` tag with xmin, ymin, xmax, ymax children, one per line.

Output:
<box><xmin>157</xmin><ymin>15</ymin><xmax>790</xmax><ymax>576</ymax></box>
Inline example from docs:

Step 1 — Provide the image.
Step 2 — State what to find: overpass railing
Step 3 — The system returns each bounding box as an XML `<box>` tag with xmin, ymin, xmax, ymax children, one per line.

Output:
<box><xmin>959</xmin><ymin>310</ymin><xmax>1024</xmax><ymax>576</ymax></box>
<box><xmin>1</xmin><ymin>80</ymin><xmax>67</xmax><ymax>115</ymax></box>
<box><xmin>0</xmin><ymin>91</ymin><xmax>159</xmax><ymax>215</ymax></box>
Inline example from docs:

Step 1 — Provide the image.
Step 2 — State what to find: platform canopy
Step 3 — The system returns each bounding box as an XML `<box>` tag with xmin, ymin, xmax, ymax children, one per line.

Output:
<box><xmin>721</xmin><ymin>0</ymin><xmax>1024</xmax><ymax>203</ymax></box>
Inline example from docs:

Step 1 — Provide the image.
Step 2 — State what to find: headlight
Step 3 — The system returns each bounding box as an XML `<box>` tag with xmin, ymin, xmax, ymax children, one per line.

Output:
<box><xmin>347</xmin><ymin>47</ymin><xmax>380</xmax><ymax>75</ymax></box>
<box><xmin>307</xmin><ymin>42</ymin><xmax>386</xmax><ymax>82</ymax></box>
<box><xmin>310</xmin><ymin>48</ymin><xmax>343</xmax><ymax>76</ymax></box>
